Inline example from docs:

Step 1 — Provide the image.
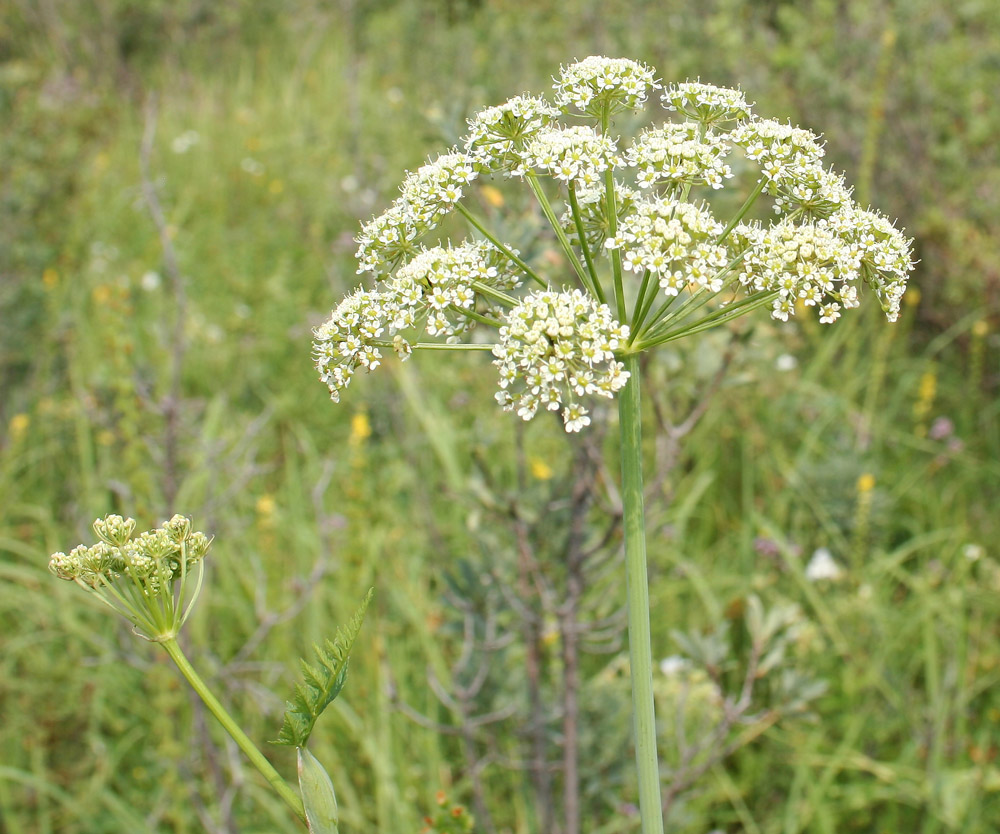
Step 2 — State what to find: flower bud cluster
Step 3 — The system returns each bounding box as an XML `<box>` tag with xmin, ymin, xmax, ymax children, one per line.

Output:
<box><xmin>49</xmin><ymin>515</ymin><xmax>211</xmax><ymax>594</ymax></box>
<box><xmin>492</xmin><ymin>289</ymin><xmax>630</xmax><ymax>431</ymax></box>
<box><xmin>553</xmin><ymin>56</ymin><xmax>658</xmax><ymax>117</ymax></box>
<box><xmin>356</xmin><ymin>151</ymin><xmax>479</xmax><ymax>275</ymax></box>
<box><xmin>662</xmin><ymin>81</ymin><xmax>752</xmax><ymax>126</ymax></box>
<box><xmin>606</xmin><ymin>198</ymin><xmax>729</xmax><ymax>295</ymax></box>
<box><xmin>519</xmin><ymin>126</ymin><xmax>623</xmax><ymax>188</ymax></box>
<box><xmin>627</xmin><ymin>123</ymin><xmax>733</xmax><ymax>191</ymax></box>
<box><xmin>465</xmin><ymin>95</ymin><xmax>561</xmax><ymax>173</ymax></box>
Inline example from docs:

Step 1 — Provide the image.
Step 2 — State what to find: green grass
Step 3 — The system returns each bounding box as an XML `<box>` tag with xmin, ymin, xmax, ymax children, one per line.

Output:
<box><xmin>2</xmin><ymin>1</ymin><xmax>999</xmax><ymax>831</ymax></box>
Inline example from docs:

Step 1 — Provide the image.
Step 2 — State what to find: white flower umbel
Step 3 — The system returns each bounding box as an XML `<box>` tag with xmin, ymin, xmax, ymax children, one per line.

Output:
<box><xmin>607</xmin><ymin>198</ymin><xmax>729</xmax><ymax>295</ymax></box>
<box><xmin>465</xmin><ymin>95</ymin><xmax>561</xmax><ymax>173</ymax></box>
<box><xmin>771</xmin><ymin>162</ymin><xmax>853</xmax><ymax>219</ymax></box>
<box><xmin>730</xmin><ymin>119</ymin><xmax>825</xmax><ymax>183</ymax></box>
<box><xmin>492</xmin><ymin>289</ymin><xmax>630</xmax><ymax>431</ymax></box>
<box><xmin>627</xmin><ymin>123</ymin><xmax>733</xmax><ymax>191</ymax></box>
<box><xmin>313</xmin><ymin>288</ymin><xmax>390</xmax><ymax>402</ymax></box>
<box><xmin>826</xmin><ymin>206</ymin><xmax>914</xmax><ymax>322</ymax></box>
<box><xmin>356</xmin><ymin>150</ymin><xmax>479</xmax><ymax>275</ymax></box>
<box><xmin>383</xmin><ymin>240</ymin><xmax>521</xmax><ymax>342</ymax></box>
<box><xmin>519</xmin><ymin>125</ymin><xmax>623</xmax><ymax>189</ymax></box>
<box><xmin>734</xmin><ymin>219</ymin><xmax>861</xmax><ymax>323</ymax></box>
<box><xmin>662</xmin><ymin>81</ymin><xmax>752</xmax><ymax>126</ymax></box>
<box><xmin>553</xmin><ymin>56</ymin><xmax>659</xmax><ymax>118</ymax></box>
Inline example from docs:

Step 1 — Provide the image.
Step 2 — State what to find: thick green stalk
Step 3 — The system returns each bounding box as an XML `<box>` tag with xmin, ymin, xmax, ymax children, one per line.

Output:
<box><xmin>617</xmin><ymin>355</ymin><xmax>664</xmax><ymax>834</ymax></box>
<box><xmin>161</xmin><ymin>638</ymin><xmax>307</xmax><ymax>825</ymax></box>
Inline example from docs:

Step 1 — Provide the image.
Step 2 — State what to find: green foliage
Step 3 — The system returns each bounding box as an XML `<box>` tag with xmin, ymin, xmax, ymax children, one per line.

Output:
<box><xmin>274</xmin><ymin>589</ymin><xmax>374</xmax><ymax>749</ymax></box>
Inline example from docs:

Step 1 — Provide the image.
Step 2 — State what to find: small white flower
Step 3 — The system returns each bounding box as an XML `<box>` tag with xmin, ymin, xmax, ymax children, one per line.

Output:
<box><xmin>963</xmin><ymin>543</ymin><xmax>984</xmax><ymax>562</ymax></box>
<box><xmin>659</xmin><ymin>655</ymin><xmax>690</xmax><ymax>676</ymax></box>
<box><xmin>775</xmin><ymin>353</ymin><xmax>798</xmax><ymax>371</ymax></box>
<box><xmin>171</xmin><ymin>130</ymin><xmax>200</xmax><ymax>154</ymax></box>
<box><xmin>805</xmin><ymin>547</ymin><xmax>843</xmax><ymax>581</ymax></box>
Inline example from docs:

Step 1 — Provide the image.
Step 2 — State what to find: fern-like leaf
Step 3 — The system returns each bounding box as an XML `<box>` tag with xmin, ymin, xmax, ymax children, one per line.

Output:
<box><xmin>273</xmin><ymin>588</ymin><xmax>373</xmax><ymax>748</ymax></box>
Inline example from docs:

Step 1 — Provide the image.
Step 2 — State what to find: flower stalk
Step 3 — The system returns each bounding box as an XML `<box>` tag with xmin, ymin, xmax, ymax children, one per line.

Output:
<box><xmin>618</xmin><ymin>355</ymin><xmax>665</xmax><ymax>834</ymax></box>
<box><xmin>161</xmin><ymin>637</ymin><xmax>307</xmax><ymax>824</ymax></box>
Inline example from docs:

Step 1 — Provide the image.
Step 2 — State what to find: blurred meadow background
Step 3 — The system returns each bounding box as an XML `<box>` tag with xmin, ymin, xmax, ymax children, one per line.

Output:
<box><xmin>2</xmin><ymin>1</ymin><xmax>999</xmax><ymax>832</ymax></box>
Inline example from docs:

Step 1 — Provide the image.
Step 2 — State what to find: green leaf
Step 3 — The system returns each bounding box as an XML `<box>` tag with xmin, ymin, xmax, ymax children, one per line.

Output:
<box><xmin>273</xmin><ymin>588</ymin><xmax>373</xmax><ymax>748</ymax></box>
<box><xmin>297</xmin><ymin>747</ymin><xmax>339</xmax><ymax>834</ymax></box>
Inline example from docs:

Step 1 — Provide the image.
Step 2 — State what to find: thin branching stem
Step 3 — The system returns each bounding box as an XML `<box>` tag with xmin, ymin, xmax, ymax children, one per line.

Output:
<box><xmin>456</xmin><ymin>203</ymin><xmax>547</xmax><ymax>288</ymax></box>
<box><xmin>716</xmin><ymin>176</ymin><xmax>766</xmax><ymax>245</ymax></box>
<box><xmin>567</xmin><ymin>182</ymin><xmax>607</xmax><ymax>304</ymax></box>
<box><xmin>600</xmin><ymin>107</ymin><xmax>628</xmax><ymax>322</ymax></box>
<box><xmin>525</xmin><ymin>172</ymin><xmax>593</xmax><ymax>293</ymax></box>
<box><xmin>636</xmin><ymin>292</ymin><xmax>779</xmax><ymax>350</ymax></box>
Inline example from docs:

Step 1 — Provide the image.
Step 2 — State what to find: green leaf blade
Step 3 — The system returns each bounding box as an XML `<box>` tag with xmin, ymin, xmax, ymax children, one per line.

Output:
<box><xmin>272</xmin><ymin>588</ymin><xmax>373</xmax><ymax>748</ymax></box>
<box><xmin>297</xmin><ymin>747</ymin><xmax>339</xmax><ymax>834</ymax></box>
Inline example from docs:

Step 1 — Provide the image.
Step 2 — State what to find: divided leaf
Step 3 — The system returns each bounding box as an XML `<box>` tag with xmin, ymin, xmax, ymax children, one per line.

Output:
<box><xmin>273</xmin><ymin>588</ymin><xmax>373</xmax><ymax>748</ymax></box>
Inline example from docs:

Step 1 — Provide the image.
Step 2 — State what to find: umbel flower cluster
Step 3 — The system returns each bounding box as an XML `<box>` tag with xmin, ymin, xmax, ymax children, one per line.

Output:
<box><xmin>50</xmin><ymin>514</ymin><xmax>212</xmax><ymax>638</ymax></box>
<box><xmin>314</xmin><ymin>57</ymin><xmax>914</xmax><ymax>432</ymax></box>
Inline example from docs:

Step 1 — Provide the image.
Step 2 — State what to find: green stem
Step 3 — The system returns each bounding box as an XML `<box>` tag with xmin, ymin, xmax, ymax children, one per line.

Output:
<box><xmin>716</xmin><ymin>177</ymin><xmax>766</xmax><ymax>245</ymax></box>
<box><xmin>469</xmin><ymin>279</ymin><xmax>519</xmax><ymax>308</ymax></box>
<box><xmin>617</xmin><ymin>355</ymin><xmax>664</xmax><ymax>834</ymax></box>
<box><xmin>525</xmin><ymin>172</ymin><xmax>593</xmax><ymax>293</ymax></box>
<box><xmin>600</xmin><ymin>105</ymin><xmax>628</xmax><ymax>322</ymax></box>
<box><xmin>604</xmin><ymin>170</ymin><xmax>627</xmax><ymax>322</ymax></box>
<box><xmin>629</xmin><ymin>269</ymin><xmax>656</xmax><ymax>336</ymax></box>
<box><xmin>456</xmin><ymin>203</ymin><xmax>547</xmax><ymax>288</ymax></box>
<box><xmin>636</xmin><ymin>291</ymin><xmax>778</xmax><ymax>350</ymax></box>
<box><xmin>371</xmin><ymin>340</ymin><xmax>496</xmax><ymax>352</ymax></box>
<box><xmin>161</xmin><ymin>637</ymin><xmax>307</xmax><ymax>825</ymax></box>
<box><xmin>567</xmin><ymin>182</ymin><xmax>607</xmax><ymax>305</ymax></box>
<box><xmin>449</xmin><ymin>304</ymin><xmax>503</xmax><ymax>329</ymax></box>
<box><xmin>639</xmin><ymin>252</ymin><xmax>748</xmax><ymax>343</ymax></box>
